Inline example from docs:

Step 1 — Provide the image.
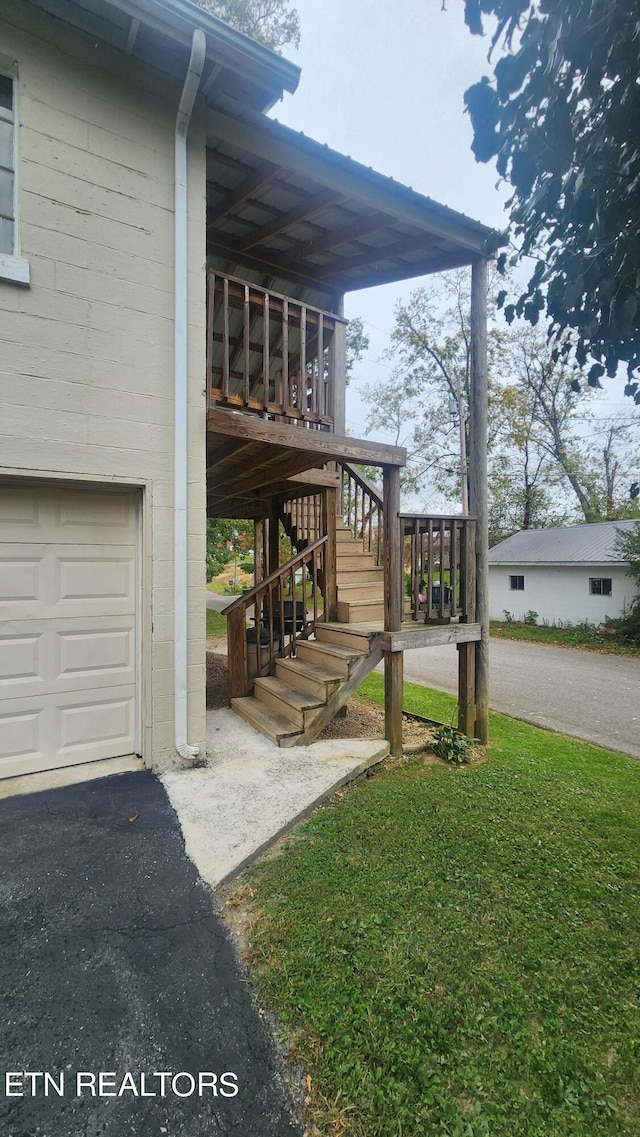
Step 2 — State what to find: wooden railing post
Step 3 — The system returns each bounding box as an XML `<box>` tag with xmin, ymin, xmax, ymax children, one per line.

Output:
<box><xmin>227</xmin><ymin>608</ymin><xmax>247</xmax><ymax>701</ymax></box>
<box><xmin>323</xmin><ymin>487</ymin><xmax>338</xmax><ymax>622</ymax></box>
<box><xmin>383</xmin><ymin>464</ymin><xmax>403</xmax><ymax>756</ymax></box>
<box><xmin>332</xmin><ymin>314</ymin><xmax>346</xmax><ymax>435</ymax></box>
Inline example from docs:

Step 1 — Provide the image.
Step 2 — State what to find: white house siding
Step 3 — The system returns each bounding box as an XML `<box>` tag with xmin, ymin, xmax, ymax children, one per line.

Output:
<box><xmin>0</xmin><ymin>1</ymin><xmax>207</xmax><ymax>771</ymax></box>
<box><xmin>489</xmin><ymin>564</ymin><xmax>634</xmax><ymax>625</ymax></box>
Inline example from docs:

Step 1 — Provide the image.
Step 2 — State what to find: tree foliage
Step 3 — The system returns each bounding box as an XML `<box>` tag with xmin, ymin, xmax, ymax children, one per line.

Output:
<box><xmin>463</xmin><ymin>1</ymin><xmax>640</xmax><ymax>398</ymax></box>
<box><xmin>362</xmin><ymin>270</ymin><xmax>640</xmax><ymax>541</ymax></box>
<box><xmin>194</xmin><ymin>0</ymin><xmax>299</xmax><ymax>51</ymax></box>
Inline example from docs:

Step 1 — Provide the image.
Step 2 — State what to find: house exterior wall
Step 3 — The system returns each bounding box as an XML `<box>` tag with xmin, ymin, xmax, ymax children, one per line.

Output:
<box><xmin>0</xmin><ymin>0</ymin><xmax>207</xmax><ymax>771</ymax></box>
<box><xmin>489</xmin><ymin>564</ymin><xmax>634</xmax><ymax>625</ymax></box>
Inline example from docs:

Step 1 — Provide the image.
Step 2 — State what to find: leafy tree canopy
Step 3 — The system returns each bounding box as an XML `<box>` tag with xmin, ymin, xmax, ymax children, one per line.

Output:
<box><xmin>194</xmin><ymin>0</ymin><xmax>299</xmax><ymax>51</ymax></box>
<box><xmin>463</xmin><ymin>0</ymin><xmax>640</xmax><ymax>401</ymax></box>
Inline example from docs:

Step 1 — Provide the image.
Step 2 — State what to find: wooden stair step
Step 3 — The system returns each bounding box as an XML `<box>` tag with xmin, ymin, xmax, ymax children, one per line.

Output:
<box><xmin>337</xmin><ymin>581</ymin><xmax>384</xmax><ymax>599</ymax></box>
<box><xmin>336</xmin><ymin>567</ymin><xmax>384</xmax><ymax>583</ymax></box>
<box><xmin>337</xmin><ymin>598</ymin><xmax>384</xmax><ymax>623</ymax></box>
<box><xmin>315</xmin><ymin>623</ymin><xmax>378</xmax><ymax>650</ymax></box>
<box><xmin>231</xmin><ymin>697</ymin><xmax>303</xmax><ymax>746</ymax></box>
<box><xmin>296</xmin><ymin>638</ymin><xmax>367</xmax><ymax>676</ymax></box>
<box><xmin>254</xmin><ymin>674</ymin><xmax>323</xmax><ymax>727</ymax></box>
<box><xmin>276</xmin><ymin>656</ymin><xmax>344</xmax><ymax>699</ymax></box>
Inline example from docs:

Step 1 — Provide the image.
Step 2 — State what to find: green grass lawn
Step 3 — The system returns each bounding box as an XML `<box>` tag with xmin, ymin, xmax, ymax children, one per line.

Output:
<box><xmin>245</xmin><ymin>676</ymin><xmax>640</xmax><ymax>1137</ymax></box>
<box><xmin>206</xmin><ymin>608</ymin><xmax>227</xmax><ymax>637</ymax></box>
<box><xmin>490</xmin><ymin>620</ymin><xmax>640</xmax><ymax>656</ymax></box>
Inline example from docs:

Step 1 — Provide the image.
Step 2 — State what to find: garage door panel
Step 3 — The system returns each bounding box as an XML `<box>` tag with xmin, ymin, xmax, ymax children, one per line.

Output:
<box><xmin>0</xmin><ymin>545</ymin><xmax>135</xmax><ymax>619</ymax></box>
<box><xmin>0</xmin><ymin>485</ymin><xmax>138</xmax><ymax>778</ymax></box>
<box><xmin>0</xmin><ymin>686</ymin><xmax>136</xmax><ymax>779</ymax></box>
<box><xmin>0</xmin><ymin>485</ymin><xmax>136</xmax><ymax>544</ymax></box>
<box><xmin>0</xmin><ymin>618</ymin><xmax>136</xmax><ymax>700</ymax></box>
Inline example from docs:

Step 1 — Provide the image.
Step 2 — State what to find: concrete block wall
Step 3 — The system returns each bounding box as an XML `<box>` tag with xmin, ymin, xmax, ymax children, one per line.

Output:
<box><xmin>0</xmin><ymin>0</ymin><xmax>207</xmax><ymax>770</ymax></box>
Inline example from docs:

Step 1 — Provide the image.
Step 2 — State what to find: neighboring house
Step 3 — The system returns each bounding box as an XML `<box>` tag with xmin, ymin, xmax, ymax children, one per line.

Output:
<box><xmin>488</xmin><ymin>522</ymin><xmax>637</xmax><ymax>625</ymax></box>
<box><xmin>0</xmin><ymin>0</ymin><xmax>497</xmax><ymax>783</ymax></box>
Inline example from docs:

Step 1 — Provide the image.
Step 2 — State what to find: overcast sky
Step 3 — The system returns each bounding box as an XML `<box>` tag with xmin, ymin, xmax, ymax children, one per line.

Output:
<box><xmin>269</xmin><ymin>0</ymin><xmax>632</xmax><ymax>453</ymax></box>
<box><xmin>269</xmin><ymin>0</ymin><xmax>506</xmax><ymax>441</ymax></box>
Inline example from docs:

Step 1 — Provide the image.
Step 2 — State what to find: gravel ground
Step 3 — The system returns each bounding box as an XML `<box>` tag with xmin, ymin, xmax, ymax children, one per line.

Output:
<box><xmin>206</xmin><ymin>648</ymin><xmax>435</xmax><ymax>748</ymax></box>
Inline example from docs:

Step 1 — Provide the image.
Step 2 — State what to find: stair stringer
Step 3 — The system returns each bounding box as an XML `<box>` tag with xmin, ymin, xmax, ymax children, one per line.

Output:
<box><xmin>289</xmin><ymin>633</ymin><xmax>383</xmax><ymax>747</ymax></box>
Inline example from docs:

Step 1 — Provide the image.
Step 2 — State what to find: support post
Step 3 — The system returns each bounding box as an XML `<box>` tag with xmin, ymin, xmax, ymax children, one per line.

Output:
<box><xmin>254</xmin><ymin>518</ymin><xmax>265</xmax><ymax>584</ymax></box>
<box><xmin>469</xmin><ymin>259</ymin><xmax>489</xmax><ymax>744</ymax></box>
<box><xmin>457</xmin><ymin>642</ymin><xmax>475</xmax><ymax>737</ymax></box>
<box><xmin>322</xmin><ymin>487</ymin><xmax>338</xmax><ymax>622</ymax></box>
<box><xmin>267</xmin><ymin>500</ymin><xmax>279</xmax><ymax>576</ymax></box>
<box><xmin>383</xmin><ymin>464</ymin><xmax>403</xmax><ymax>756</ymax></box>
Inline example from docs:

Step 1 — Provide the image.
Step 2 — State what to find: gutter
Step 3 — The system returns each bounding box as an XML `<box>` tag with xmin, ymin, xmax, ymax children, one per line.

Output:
<box><xmin>174</xmin><ymin>28</ymin><xmax>205</xmax><ymax>761</ymax></box>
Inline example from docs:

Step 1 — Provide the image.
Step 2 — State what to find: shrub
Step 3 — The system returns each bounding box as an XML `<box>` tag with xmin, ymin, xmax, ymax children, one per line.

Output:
<box><xmin>524</xmin><ymin>609</ymin><xmax>538</xmax><ymax>625</ymax></box>
<box><xmin>502</xmin><ymin>609</ymin><xmax>514</xmax><ymax>623</ymax></box>
<box><xmin>432</xmin><ymin>725</ymin><xmax>472</xmax><ymax>765</ymax></box>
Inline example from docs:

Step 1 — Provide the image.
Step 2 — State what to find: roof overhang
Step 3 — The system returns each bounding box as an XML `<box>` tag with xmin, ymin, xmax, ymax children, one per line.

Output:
<box><xmin>28</xmin><ymin>0</ymin><xmax>300</xmax><ymax>112</ymax></box>
<box><xmin>205</xmin><ymin>103</ymin><xmax>504</xmax><ymax>300</ymax></box>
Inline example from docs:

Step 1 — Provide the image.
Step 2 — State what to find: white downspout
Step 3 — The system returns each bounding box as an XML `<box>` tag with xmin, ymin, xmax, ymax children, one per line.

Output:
<box><xmin>174</xmin><ymin>29</ymin><xmax>206</xmax><ymax>760</ymax></box>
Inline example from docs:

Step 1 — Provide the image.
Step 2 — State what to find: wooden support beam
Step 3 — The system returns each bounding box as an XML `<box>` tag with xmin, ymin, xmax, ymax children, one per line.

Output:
<box><xmin>380</xmin><ymin>622</ymin><xmax>481</xmax><ymax>652</ymax></box>
<box><xmin>469</xmin><ymin>258</ymin><xmax>489</xmax><ymax>745</ymax></box>
<box><xmin>236</xmin><ymin>190</ymin><xmax>343</xmax><ymax>251</ymax></box>
<box><xmin>279</xmin><ymin>211</ymin><xmax>395</xmax><ymax>266</ymax></box>
<box><xmin>208</xmin><ymin>160</ymin><xmax>280</xmax><ymax>225</ymax></box>
<box><xmin>268</xmin><ymin>499</ymin><xmax>279</xmax><ymax>575</ymax></box>
<box><xmin>385</xmin><ymin>653</ymin><xmax>404</xmax><ymax>757</ymax></box>
<box><xmin>254</xmin><ymin>518</ymin><xmax>265</xmax><ymax>584</ymax></box>
<box><xmin>383</xmin><ymin>464</ymin><xmax>403</xmax><ymax>756</ymax></box>
<box><xmin>332</xmin><ymin>298</ymin><xmax>346</xmax><ymax>435</ymax></box>
<box><xmin>207</xmin><ymin>406</ymin><xmax>407</xmax><ymax>466</ymax></box>
<box><xmin>457</xmin><ymin>641</ymin><xmax>476</xmax><ymax>738</ymax></box>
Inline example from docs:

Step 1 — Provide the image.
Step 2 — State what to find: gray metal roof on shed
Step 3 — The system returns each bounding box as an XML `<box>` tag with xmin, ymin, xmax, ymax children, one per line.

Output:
<box><xmin>488</xmin><ymin>521</ymin><xmax>636</xmax><ymax>566</ymax></box>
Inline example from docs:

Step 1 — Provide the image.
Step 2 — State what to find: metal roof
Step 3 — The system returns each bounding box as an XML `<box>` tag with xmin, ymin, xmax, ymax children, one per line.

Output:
<box><xmin>29</xmin><ymin>0</ymin><xmax>300</xmax><ymax>112</ymax></box>
<box><xmin>488</xmin><ymin>521</ymin><xmax>636</xmax><ymax>566</ymax></box>
<box><xmin>205</xmin><ymin>103</ymin><xmax>503</xmax><ymax>302</ymax></box>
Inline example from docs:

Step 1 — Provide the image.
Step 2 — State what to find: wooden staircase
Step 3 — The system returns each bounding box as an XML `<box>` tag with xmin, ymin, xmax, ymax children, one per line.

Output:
<box><xmin>336</xmin><ymin>521</ymin><xmax>385</xmax><ymax>624</ymax></box>
<box><xmin>231</xmin><ymin>622</ymin><xmax>382</xmax><ymax>747</ymax></box>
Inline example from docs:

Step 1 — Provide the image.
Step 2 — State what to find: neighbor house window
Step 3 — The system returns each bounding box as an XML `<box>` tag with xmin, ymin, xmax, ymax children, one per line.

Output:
<box><xmin>0</xmin><ymin>61</ymin><xmax>29</xmax><ymax>285</ymax></box>
<box><xmin>589</xmin><ymin>578</ymin><xmax>612</xmax><ymax>596</ymax></box>
<box><xmin>509</xmin><ymin>575</ymin><xmax>525</xmax><ymax>591</ymax></box>
<box><xmin>0</xmin><ymin>72</ymin><xmax>14</xmax><ymax>255</ymax></box>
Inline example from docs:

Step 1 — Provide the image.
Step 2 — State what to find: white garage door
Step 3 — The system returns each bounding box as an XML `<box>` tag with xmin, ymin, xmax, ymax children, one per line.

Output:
<box><xmin>0</xmin><ymin>484</ymin><xmax>138</xmax><ymax>779</ymax></box>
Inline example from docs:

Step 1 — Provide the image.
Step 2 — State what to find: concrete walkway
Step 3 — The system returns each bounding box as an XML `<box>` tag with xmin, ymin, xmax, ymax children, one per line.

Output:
<box><xmin>395</xmin><ymin>638</ymin><xmax>640</xmax><ymax>760</ymax></box>
<box><xmin>163</xmin><ymin>709</ymin><xmax>389</xmax><ymax>889</ymax></box>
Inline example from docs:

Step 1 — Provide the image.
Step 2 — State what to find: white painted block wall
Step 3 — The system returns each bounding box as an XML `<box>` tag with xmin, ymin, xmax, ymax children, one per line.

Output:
<box><xmin>0</xmin><ymin>1</ymin><xmax>207</xmax><ymax>770</ymax></box>
<box><xmin>489</xmin><ymin>564</ymin><xmax>634</xmax><ymax>625</ymax></box>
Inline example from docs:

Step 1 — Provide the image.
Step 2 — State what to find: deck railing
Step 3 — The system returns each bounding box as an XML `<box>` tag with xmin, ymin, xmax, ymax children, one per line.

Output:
<box><xmin>280</xmin><ymin>493</ymin><xmax>322</xmax><ymax>549</ymax></box>
<box><xmin>206</xmin><ymin>272</ymin><xmax>347</xmax><ymax>431</ymax></box>
<box><xmin>402</xmin><ymin>515</ymin><xmax>476</xmax><ymax>624</ymax></box>
<box><xmin>223</xmin><ymin>536</ymin><xmax>328</xmax><ymax>699</ymax></box>
<box><xmin>340</xmin><ymin>462</ymin><xmax>383</xmax><ymax>564</ymax></box>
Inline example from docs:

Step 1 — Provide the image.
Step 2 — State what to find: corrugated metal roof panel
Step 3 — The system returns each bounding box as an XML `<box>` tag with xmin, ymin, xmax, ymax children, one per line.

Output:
<box><xmin>488</xmin><ymin>521</ymin><xmax>636</xmax><ymax>565</ymax></box>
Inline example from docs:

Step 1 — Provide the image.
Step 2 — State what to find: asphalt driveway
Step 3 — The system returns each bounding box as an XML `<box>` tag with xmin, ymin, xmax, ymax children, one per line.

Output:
<box><xmin>400</xmin><ymin>638</ymin><xmax>640</xmax><ymax>759</ymax></box>
<box><xmin>0</xmin><ymin>771</ymin><xmax>300</xmax><ymax>1137</ymax></box>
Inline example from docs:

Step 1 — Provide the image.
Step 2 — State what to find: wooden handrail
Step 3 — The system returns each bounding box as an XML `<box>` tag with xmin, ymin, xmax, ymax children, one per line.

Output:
<box><xmin>339</xmin><ymin>461</ymin><xmax>384</xmax><ymax>564</ymax></box>
<box><xmin>222</xmin><ymin>534</ymin><xmax>328</xmax><ymax>615</ymax></box>
<box><xmin>224</xmin><ymin>535</ymin><xmax>329</xmax><ymax>699</ymax></box>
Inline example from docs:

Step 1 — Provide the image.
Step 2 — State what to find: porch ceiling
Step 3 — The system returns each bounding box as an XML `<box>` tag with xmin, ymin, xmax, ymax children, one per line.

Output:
<box><xmin>207</xmin><ymin>407</ymin><xmax>405</xmax><ymax>518</ymax></box>
<box><xmin>206</xmin><ymin>104</ymin><xmax>503</xmax><ymax>305</ymax></box>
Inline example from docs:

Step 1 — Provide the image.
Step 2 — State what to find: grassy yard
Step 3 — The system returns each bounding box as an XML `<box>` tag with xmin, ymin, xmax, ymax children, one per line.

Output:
<box><xmin>490</xmin><ymin>619</ymin><xmax>640</xmax><ymax>656</ymax></box>
<box><xmin>206</xmin><ymin>608</ymin><xmax>227</xmax><ymax>637</ymax></box>
<box><xmin>244</xmin><ymin>676</ymin><xmax>640</xmax><ymax>1137</ymax></box>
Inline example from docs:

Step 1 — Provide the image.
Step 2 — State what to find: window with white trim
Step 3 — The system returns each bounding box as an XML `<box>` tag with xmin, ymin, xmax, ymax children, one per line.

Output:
<box><xmin>0</xmin><ymin>60</ymin><xmax>29</xmax><ymax>285</ymax></box>
<box><xmin>0</xmin><ymin>72</ymin><xmax>14</xmax><ymax>255</ymax></box>
<box><xmin>589</xmin><ymin>577</ymin><xmax>612</xmax><ymax>596</ymax></box>
<box><xmin>509</xmin><ymin>575</ymin><xmax>525</xmax><ymax>591</ymax></box>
